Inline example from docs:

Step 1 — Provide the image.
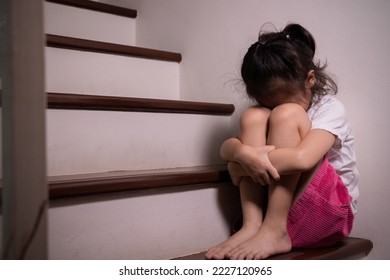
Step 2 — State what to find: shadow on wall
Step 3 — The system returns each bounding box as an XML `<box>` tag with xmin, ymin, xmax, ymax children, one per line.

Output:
<box><xmin>203</xmin><ymin>115</ymin><xmax>236</xmax><ymax>165</ymax></box>
<box><xmin>204</xmin><ymin>118</ymin><xmax>242</xmax><ymax>232</ymax></box>
<box><xmin>48</xmin><ymin>183</ymin><xmax>241</xmax><ymax>259</ymax></box>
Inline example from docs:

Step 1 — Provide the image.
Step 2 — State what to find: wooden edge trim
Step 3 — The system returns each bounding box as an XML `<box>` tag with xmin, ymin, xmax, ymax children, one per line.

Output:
<box><xmin>46</xmin><ymin>0</ymin><xmax>137</xmax><ymax>18</ymax></box>
<box><xmin>49</xmin><ymin>167</ymin><xmax>231</xmax><ymax>199</ymax></box>
<box><xmin>313</xmin><ymin>237</ymin><xmax>374</xmax><ymax>260</ymax></box>
<box><xmin>175</xmin><ymin>237</ymin><xmax>374</xmax><ymax>260</ymax></box>
<box><xmin>47</xmin><ymin>92</ymin><xmax>235</xmax><ymax>116</ymax></box>
<box><xmin>46</xmin><ymin>34</ymin><xmax>182</xmax><ymax>62</ymax></box>
<box><xmin>268</xmin><ymin>237</ymin><xmax>374</xmax><ymax>260</ymax></box>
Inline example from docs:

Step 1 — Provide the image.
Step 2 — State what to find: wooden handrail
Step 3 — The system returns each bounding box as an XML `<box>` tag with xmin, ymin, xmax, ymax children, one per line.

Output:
<box><xmin>47</xmin><ymin>34</ymin><xmax>182</xmax><ymax>62</ymax></box>
<box><xmin>47</xmin><ymin>92</ymin><xmax>235</xmax><ymax>116</ymax></box>
<box><xmin>49</xmin><ymin>166</ymin><xmax>231</xmax><ymax>199</ymax></box>
<box><xmin>46</xmin><ymin>0</ymin><xmax>137</xmax><ymax>18</ymax></box>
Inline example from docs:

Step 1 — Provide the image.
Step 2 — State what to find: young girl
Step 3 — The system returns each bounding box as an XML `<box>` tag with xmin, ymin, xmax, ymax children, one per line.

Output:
<box><xmin>206</xmin><ymin>23</ymin><xmax>359</xmax><ymax>260</ymax></box>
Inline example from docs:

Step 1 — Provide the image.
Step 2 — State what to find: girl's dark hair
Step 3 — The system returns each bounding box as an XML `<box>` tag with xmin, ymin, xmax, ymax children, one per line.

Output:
<box><xmin>241</xmin><ymin>23</ymin><xmax>337</xmax><ymax>106</ymax></box>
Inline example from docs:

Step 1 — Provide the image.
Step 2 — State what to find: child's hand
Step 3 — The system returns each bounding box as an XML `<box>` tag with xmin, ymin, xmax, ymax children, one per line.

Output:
<box><xmin>236</xmin><ymin>145</ymin><xmax>280</xmax><ymax>185</ymax></box>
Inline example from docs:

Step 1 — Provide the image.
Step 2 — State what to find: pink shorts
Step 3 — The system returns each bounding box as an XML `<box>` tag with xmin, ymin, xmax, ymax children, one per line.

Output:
<box><xmin>232</xmin><ymin>158</ymin><xmax>354</xmax><ymax>248</ymax></box>
<box><xmin>287</xmin><ymin>158</ymin><xmax>354</xmax><ymax>248</ymax></box>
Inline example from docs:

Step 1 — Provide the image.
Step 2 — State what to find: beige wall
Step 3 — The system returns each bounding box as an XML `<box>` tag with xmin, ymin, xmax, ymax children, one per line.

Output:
<box><xmin>103</xmin><ymin>0</ymin><xmax>390</xmax><ymax>259</ymax></box>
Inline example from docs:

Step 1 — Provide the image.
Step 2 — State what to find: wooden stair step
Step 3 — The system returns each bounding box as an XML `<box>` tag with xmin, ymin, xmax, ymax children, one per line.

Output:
<box><xmin>47</xmin><ymin>92</ymin><xmax>235</xmax><ymax>115</ymax></box>
<box><xmin>49</xmin><ymin>165</ymin><xmax>230</xmax><ymax>199</ymax></box>
<box><xmin>174</xmin><ymin>237</ymin><xmax>373</xmax><ymax>260</ymax></box>
<box><xmin>1</xmin><ymin>167</ymin><xmax>230</xmax><ymax>202</ymax></box>
<box><xmin>47</xmin><ymin>34</ymin><xmax>182</xmax><ymax>62</ymax></box>
<box><xmin>46</xmin><ymin>0</ymin><xmax>137</xmax><ymax>18</ymax></box>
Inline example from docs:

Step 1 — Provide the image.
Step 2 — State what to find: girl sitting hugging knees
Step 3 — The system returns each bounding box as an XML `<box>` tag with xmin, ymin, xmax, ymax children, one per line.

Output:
<box><xmin>206</xmin><ymin>23</ymin><xmax>359</xmax><ymax>260</ymax></box>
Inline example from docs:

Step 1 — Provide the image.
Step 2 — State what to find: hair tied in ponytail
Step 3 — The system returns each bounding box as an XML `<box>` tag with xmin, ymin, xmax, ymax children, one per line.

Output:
<box><xmin>281</xmin><ymin>30</ymin><xmax>290</xmax><ymax>40</ymax></box>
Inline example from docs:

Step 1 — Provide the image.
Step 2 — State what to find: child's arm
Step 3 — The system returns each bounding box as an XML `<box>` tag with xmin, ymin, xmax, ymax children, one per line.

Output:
<box><xmin>220</xmin><ymin>138</ymin><xmax>280</xmax><ymax>184</ymax></box>
<box><xmin>221</xmin><ymin>129</ymin><xmax>336</xmax><ymax>180</ymax></box>
<box><xmin>269</xmin><ymin>129</ymin><xmax>336</xmax><ymax>173</ymax></box>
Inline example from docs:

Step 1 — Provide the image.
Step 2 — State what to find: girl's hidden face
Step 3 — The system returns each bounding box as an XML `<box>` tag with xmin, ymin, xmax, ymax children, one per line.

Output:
<box><xmin>259</xmin><ymin>72</ymin><xmax>315</xmax><ymax>110</ymax></box>
<box><xmin>260</xmin><ymin>87</ymin><xmax>312</xmax><ymax>111</ymax></box>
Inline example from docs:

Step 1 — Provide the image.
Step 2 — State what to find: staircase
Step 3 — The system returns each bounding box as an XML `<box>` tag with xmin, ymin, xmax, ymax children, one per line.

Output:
<box><xmin>45</xmin><ymin>0</ymin><xmax>240</xmax><ymax>259</ymax></box>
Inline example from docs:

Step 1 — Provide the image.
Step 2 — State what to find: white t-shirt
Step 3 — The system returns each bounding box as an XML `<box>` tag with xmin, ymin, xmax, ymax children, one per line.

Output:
<box><xmin>307</xmin><ymin>95</ymin><xmax>359</xmax><ymax>214</ymax></box>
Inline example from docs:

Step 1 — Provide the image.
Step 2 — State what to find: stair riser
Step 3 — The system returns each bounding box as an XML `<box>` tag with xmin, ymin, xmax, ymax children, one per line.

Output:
<box><xmin>47</xmin><ymin>110</ymin><xmax>231</xmax><ymax>176</ymax></box>
<box><xmin>45</xmin><ymin>2</ymin><xmax>136</xmax><ymax>46</ymax></box>
<box><xmin>48</xmin><ymin>183</ymin><xmax>240</xmax><ymax>260</ymax></box>
<box><xmin>46</xmin><ymin>47</ymin><xmax>180</xmax><ymax>100</ymax></box>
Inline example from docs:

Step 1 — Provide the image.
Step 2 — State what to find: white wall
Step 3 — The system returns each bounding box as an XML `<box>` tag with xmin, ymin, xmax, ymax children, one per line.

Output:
<box><xmin>49</xmin><ymin>183</ymin><xmax>240</xmax><ymax>259</ymax></box>
<box><xmin>103</xmin><ymin>0</ymin><xmax>390</xmax><ymax>259</ymax></box>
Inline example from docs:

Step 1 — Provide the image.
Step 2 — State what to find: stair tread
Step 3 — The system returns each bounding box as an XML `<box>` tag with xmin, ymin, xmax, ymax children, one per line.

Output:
<box><xmin>49</xmin><ymin>165</ymin><xmax>230</xmax><ymax>199</ymax></box>
<box><xmin>47</xmin><ymin>92</ymin><xmax>235</xmax><ymax>116</ymax></box>
<box><xmin>47</xmin><ymin>34</ymin><xmax>182</xmax><ymax>62</ymax></box>
<box><xmin>174</xmin><ymin>237</ymin><xmax>373</xmax><ymax>260</ymax></box>
<box><xmin>46</xmin><ymin>0</ymin><xmax>137</xmax><ymax>18</ymax></box>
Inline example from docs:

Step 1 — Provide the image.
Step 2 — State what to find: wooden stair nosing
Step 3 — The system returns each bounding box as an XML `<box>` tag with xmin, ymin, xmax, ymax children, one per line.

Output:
<box><xmin>46</xmin><ymin>0</ymin><xmax>137</xmax><ymax>18</ymax></box>
<box><xmin>47</xmin><ymin>92</ymin><xmax>235</xmax><ymax>116</ymax></box>
<box><xmin>47</xmin><ymin>34</ymin><xmax>182</xmax><ymax>63</ymax></box>
<box><xmin>268</xmin><ymin>237</ymin><xmax>374</xmax><ymax>260</ymax></box>
<box><xmin>174</xmin><ymin>237</ymin><xmax>374</xmax><ymax>260</ymax></box>
<box><xmin>49</xmin><ymin>166</ymin><xmax>231</xmax><ymax>199</ymax></box>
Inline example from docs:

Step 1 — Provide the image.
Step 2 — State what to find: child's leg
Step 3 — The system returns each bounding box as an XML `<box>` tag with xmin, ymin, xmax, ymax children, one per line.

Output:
<box><xmin>237</xmin><ymin>107</ymin><xmax>271</xmax><ymax>230</ymax></box>
<box><xmin>205</xmin><ymin>107</ymin><xmax>270</xmax><ymax>260</ymax></box>
<box><xmin>227</xmin><ymin>103</ymin><xmax>311</xmax><ymax>260</ymax></box>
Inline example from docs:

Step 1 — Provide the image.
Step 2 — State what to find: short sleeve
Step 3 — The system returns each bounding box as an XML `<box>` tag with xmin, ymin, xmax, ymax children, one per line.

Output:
<box><xmin>308</xmin><ymin>96</ymin><xmax>349</xmax><ymax>149</ymax></box>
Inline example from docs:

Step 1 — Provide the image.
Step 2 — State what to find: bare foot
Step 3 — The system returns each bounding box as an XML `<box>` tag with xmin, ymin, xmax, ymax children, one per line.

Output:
<box><xmin>226</xmin><ymin>226</ymin><xmax>292</xmax><ymax>260</ymax></box>
<box><xmin>205</xmin><ymin>226</ymin><xmax>259</xmax><ymax>260</ymax></box>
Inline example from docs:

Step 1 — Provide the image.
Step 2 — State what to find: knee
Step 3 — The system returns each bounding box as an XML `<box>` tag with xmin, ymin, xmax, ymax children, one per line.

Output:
<box><xmin>269</xmin><ymin>103</ymin><xmax>308</xmax><ymax>126</ymax></box>
<box><xmin>240</xmin><ymin>106</ymin><xmax>271</xmax><ymax>129</ymax></box>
